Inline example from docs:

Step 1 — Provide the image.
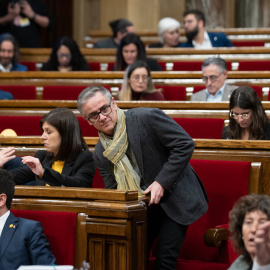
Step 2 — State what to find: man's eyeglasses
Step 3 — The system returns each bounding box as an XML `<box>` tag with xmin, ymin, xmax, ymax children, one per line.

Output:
<box><xmin>202</xmin><ymin>72</ymin><xmax>223</xmax><ymax>83</ymax></box>
<box><xmin>130</xmin><ymin>75</ymin><xmax>149</xmax><ymax>82</ymax></box>
<box><xmin>86</xmin><ymin>101</ymin><xmax>112</xmax><ymax>123</ymax></box>
<box><xmin>230</xmin><ymin>112</ymin><xmax>250</xmax><ymax>120</ymax></box>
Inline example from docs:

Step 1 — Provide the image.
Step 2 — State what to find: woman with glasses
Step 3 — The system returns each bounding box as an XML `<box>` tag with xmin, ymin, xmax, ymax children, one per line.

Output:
<box><xmin>118</xmin><ymin>61</ymin><xmax>165</xmax><ymax>101</ymax></box>
<box><xmin>114</xmin><ymin>33</ymin><xmax>162</xmax><ymax>71</ymax></box>
<box><xmin>41</xmin><ymin>36</ymin><xmax>90</xmax><ymax>72</ymax></box>
<box><xmin>2</xmin><ymin>107</ymin><xmax>95</xmax><ymax>187</ymax></box>
<box><xmin>222</xmin><ymin>86</ymin><xmax>270</xmax><ymax>140</ymax></box>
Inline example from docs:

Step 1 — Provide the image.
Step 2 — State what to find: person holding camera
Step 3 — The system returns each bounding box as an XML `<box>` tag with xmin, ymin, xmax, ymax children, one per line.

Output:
<box><xmin>0</xmin><ymin>0</ymin><xmax>53</xmax><ymax>47</ymax></box>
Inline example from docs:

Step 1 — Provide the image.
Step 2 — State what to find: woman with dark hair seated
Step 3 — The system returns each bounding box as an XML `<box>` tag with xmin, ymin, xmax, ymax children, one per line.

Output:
<box><xmin>114</xmin><ymin>33</ymin><xmax>162</xmax><ymax>71</ymax></box>
<box><xmin>222</xmin><ymin>86</ymin><xmax>270</xmax><ymax>140</ymax></box>
<box><xmin>4</xmin><ymin>107</ymin><xmax>94</xmax><ymax>187</ymax></box>
<box><xmin>41</xmin><ymin>36</ymin><xmax>90</xmax><ymax>72</ymax></box>
<box><xmin>228</xmin><ymin>194</ymin><xmax>270</xmax><ymax>269</ymax></box>
<box><xmin>119</xmin><ymin>60</ymin><xmax>164</xmax><ymax>101</ymax></box>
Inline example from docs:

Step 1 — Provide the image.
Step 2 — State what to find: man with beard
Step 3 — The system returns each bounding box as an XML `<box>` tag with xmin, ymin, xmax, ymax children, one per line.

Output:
<box><xmin>0</xmin><ymin>33</ymin><xmax>26</xmax><ymax>71</ymax></box>
<box><xmin>179</xmin><ymin>10</ymin><xmax>233</xmax><ymax>48</ymax></box>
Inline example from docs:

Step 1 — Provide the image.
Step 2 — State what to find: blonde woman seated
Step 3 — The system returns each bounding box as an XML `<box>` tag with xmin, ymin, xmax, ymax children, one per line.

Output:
<box><xmin>118</xmin><ymin>61</ymin><xmax>165</xmax><ymax>101</ymax></box>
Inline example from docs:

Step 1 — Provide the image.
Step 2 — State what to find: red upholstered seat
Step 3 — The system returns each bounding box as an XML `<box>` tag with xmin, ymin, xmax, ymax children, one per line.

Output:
<box><xmin>148</xmin><ymin>159</ymin><xmax>250</xmax><ymax>270</ymax></box>
<box><xmin>19</xmin><ymin>61</ymin><xmax>37</xmax><ymax>71</ymax></box>
<box><xmin>173</xmin><ymin>118</ymin><xmax>224</xmax><ymax>139</ymax></box>
<box><xmin>92</xmin><ymin>167</ymin><xmax>105</xmax><ymax>188</ymax></box>
<box><xmin>77</xmin><ymin>116</ymin><xmax>99</xmax><ymax>137</ymax></box>
<box><xmin>0</xmin><ymin>115</ymin><xmax>43</xmax><ymax>135</ymax></box>
<box><xmin>232</xmin><ymin>41</ymin><xmax>265</xmax><ymax>47</ymax></box>
<box><xmin>156</xmin><ymin>85</ymin><xmax>186</xmax><ymax>101</ymax></box>
<box><xmin>237</xmin><ymin>61</ymin><xmax>270</xmax><ymax>71</ymax></box>
<box><xmin>193</xmin><ymin>85</ymin><xmax>206</xmax><ymax>94</ymax></box>
<box><xmin>0</xmin><ymin>85</ymin><xmax>36</xmax><ymax>99</ymax></box>
<box><xmin>43</xmin><ymin>85</ymin><xmax>86</xmax><ymax>100</ymax></box>
<box><xmin>11</xmin><ymin>209</ymin><xmax>77</xmax><ymax>265</ymax></box>
<box><xmin>88</xmin><ymin>62</ymin><xmax>101</xmax><ymax>71</ymax></box>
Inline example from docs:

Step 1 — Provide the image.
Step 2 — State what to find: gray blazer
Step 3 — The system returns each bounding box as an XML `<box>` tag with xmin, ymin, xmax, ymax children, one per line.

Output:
<box><xmin>190</xmin><ymin>84</ymin><xmax>238</xmax><ymax>101</ymax></box>
<box><xmin>94</xmin><ymin>108</ymin><xmax>208</xmax><ymax>225</ymax></box>
<box><xmin>228</xmin><ymin>255</ymin><xmax>251</xmax><ymax>270</ymax></box>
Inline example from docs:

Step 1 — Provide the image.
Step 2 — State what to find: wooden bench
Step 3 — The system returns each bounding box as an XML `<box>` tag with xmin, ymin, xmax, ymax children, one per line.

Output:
<box><xmin>1</xmin><ymin>138</ymin><xmax>269</xmax><ymax>194</ymax></box>
<box><xmin>12</xmin><ymin>187</ymin><xmax>147</xmax><ymax>269</ymax></box>
<box><xmin>1</xmin><ymin>71</ymin><xmax>270</xmax><ymax>100</ymax></box>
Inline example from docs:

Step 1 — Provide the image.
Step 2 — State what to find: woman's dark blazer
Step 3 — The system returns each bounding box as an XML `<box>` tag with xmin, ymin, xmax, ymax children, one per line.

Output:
<box><xmin>10</xmin><ymin>150</ymin><xmax>95</xmax><ymax>187</ymax></box>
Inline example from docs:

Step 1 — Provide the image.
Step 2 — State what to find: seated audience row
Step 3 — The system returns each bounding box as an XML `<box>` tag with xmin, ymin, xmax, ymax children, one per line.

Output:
<box><xmin>95</xmin><ymin>10</ymin><xmax>233</xmax><ymax>49</ymax></box>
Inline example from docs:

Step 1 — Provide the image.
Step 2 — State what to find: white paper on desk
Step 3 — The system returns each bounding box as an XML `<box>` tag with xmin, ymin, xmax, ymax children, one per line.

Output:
<box><xmin>17</xmin><ymin>266</ymin><xmax>74</xmax><ymax>270</ymax></box>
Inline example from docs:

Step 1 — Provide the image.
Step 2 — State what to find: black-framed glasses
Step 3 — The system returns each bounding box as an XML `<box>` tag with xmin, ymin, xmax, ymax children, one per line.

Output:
<box><xmin>202</xmin><ymin>72</ymin><xmax>223</xmax><ymax>83</ymax></box>
<box><xmin>230</xmin><ymin>111</ymin><xmax>251</xmax><ymax>120</ymax></box>
<box><xmin>86</xmin><ymin>100</ymin><xmax>112</xmax><ymax>123</ymax></box>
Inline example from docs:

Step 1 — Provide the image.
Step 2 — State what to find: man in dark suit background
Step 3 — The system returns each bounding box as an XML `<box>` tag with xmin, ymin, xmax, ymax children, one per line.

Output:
<box><xmin>0</xmin><ymin>169</ymin><xmax>56</xmax><ymax>270</ymax></box>
<box><xmin>191</xmin><ymin>57</ymin><xmax>238</xmax><ymax>101</ymax></box>
<box><xmin>77</xmin><ymin>86</ymin><xmax>208</xmax><ymax>270</ymax></box>
<box><xmin>180</xmin><ymin>9</ymin><xmax>233</xmax><ymax>48</ymax></box>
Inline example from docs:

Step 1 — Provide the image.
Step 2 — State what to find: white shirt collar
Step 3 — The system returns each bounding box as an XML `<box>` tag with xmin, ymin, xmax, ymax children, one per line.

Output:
<box><xmin>0</xmin><ymin>210</ymin><xmax>10</xmax><ymax>236</ymax></box>
<box><xmin>0</xmin><ymin>63</ymin><xmax>12</xmax><ymax>72</ymax></box>
<box><xmin>192</xmin><ymin>31</ymin><xmax>213</xmax><ymax>49</ymax></box>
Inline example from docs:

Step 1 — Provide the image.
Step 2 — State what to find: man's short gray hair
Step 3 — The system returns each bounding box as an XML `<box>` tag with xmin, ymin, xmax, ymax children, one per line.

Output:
<box><xmin>77</xmin><ymin>86</ymin><xmax>112</xmax><ymax>116</ymax></box>
<box><xmin>202</xmin><ymin>57</ymin><xmax>228</xmax><ymax>73</ymax></box>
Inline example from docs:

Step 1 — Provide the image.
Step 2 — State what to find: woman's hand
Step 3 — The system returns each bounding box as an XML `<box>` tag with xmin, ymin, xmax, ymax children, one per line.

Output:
<box><xmin>22</xmin><ymin>156</ymin><xmax>44</xmax><ymax>177</ymax></box>
<box><xmin>0</xmin><ymin>147</ymin><xmax>16</xmax><ymax>167</ymax></box>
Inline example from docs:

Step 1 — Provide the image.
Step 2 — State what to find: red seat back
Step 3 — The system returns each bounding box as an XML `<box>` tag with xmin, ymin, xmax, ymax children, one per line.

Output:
<box><xmin>156</xmin><ymin>85</ymin><xmax>186</xmax><ymax>101</ymax></box>
<box><xmin>0</xmin><ymin>85</ymin><xmax>36</xmax><ymax>99</ymax></box>
<box><xmin>178</xmin><ymin>160</ymin><xmax>250</xmax><ymax>262</ymax></box>
<box><xmin>0</xmin><ymin>115</ymin><xmax>42</xmax><ymax>135</ymax></box>
<box><xmin>92</xmin><ymin>167</ymin><xmax>105</xmax><ymax>188</ymax></box>
<box><xmin>173</xmin><ymin>118</ymin><xmax>224</xmax><ymax>139</ymax></box>
<box><xmin>77</xmin><ymin>116</ymin><xmax>99</xmax><ymax>137</ymax></box>
<box><xmin>19</xmin><ymin>61</ymin><xmax>36</xmax><ymax>71</ymax></box>
<box><xmin>232</xmin><ymin>41</ymin><xmax>265</xmax><ymax>47</ymax></box>
<box><xmin>43</xmin><ymin>85</ymin><xmax>86</xmax><ymax>100</ymax></box>
<box><xmin>88</xmin><ymin>62</ymin><xmax>101</xmax><ymax>71</ymax></box>
<box><xmin>237</xmin><ymin>61</ymin><xmax>270</xmax><ymax>71</ymax></box>
<box><xmin>11</xmin><ymin>209</ymin><xmax>77</xmax><ymax>265</ymax></box>
<box><xmin>193</xmin><ymin>85</ymin><xmax>206</xmax><ymax>94</ymax></box>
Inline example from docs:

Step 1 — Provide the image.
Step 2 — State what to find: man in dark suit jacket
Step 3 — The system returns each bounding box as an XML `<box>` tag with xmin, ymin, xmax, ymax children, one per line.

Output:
<box><xmin>77</xmin><ymin>86</ymin><xmax>208</xmax><ymax>270</ymax></box>
<box><xmin>179</xmin><ymin>10</ymin><xmax>233</xmax><ymax>48</ymax></box>
<box><xmin>0</xmin><ymin>169</ymin><xmax>56</xmax><ymax>270</ymax></box>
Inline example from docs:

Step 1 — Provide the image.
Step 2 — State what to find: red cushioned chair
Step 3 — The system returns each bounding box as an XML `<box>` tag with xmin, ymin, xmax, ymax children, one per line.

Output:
<box><xmin>88</xmin><ymin>62</ymin><xmax>101</xmax><ymax>71</ymax></box>
<box><xmin>77</xmin><ymin>116</ymin><xmax>99</xmax><ymax>137</ymax></box>
<box><xmin>237</xmin><ymin>61</ymin><xmax>270</xmax><ymax>71</ymax></box>
<box><xmin>156</xmin><ymin>85</ymin><xmax>186</xmax><ymax>101</ymax></box>
<box><xmin>148</xmin><ymin>159</ymin><xmax>251</xmax><ymax>270</ymax></box>
<box><xmin>0</xmin><ymin>115</ymin><xmax>43</xmax><ymax>135</ymax></box>
<box><xmin>193</xmin><ymin>85</ymin><xmax>206</xmax><ymax>94</ymax></box>
<box><xmin>92</xmin><ymin>167</ymin><xmax>105</xmax><ymax>188</ymax></box>
<box><xmin>19</xmin><ymin>61</ymin><xmax>37</xmax><ymax>71</ymax></box>
<box><xmin>11</xmin><ymin>209</ymin><xmax>77</xmax><ymax>265</ymax></box>
<box><xmin>173</xmin><ymin>118</ymin><xmax>224</xmax><ymax>139</ymax></box>
<box><xmin>0</xmin><ymin>85</ymin><xmax>36</xmax><ymax>99</ymax></box>
<box><xmin>43</xmin><ymin>86</ymin><xmax>86</xmax><ymax>100</ymax></box>
<box><xmin>232</xmin><ymin>41</ymin><xmax>265</xmax><ymax>47</ymax></box>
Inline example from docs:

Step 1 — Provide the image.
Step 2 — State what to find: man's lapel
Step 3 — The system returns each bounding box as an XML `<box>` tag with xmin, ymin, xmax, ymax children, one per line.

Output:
<box><xmin>0</xmin><ymin>212</ymin><xmax>18</xmax><ymax>260</ymax></box>
<box><xmin>125</xmin><ymin>111</ymin><xmax>144</xmax><ymax>175</ymax></box>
